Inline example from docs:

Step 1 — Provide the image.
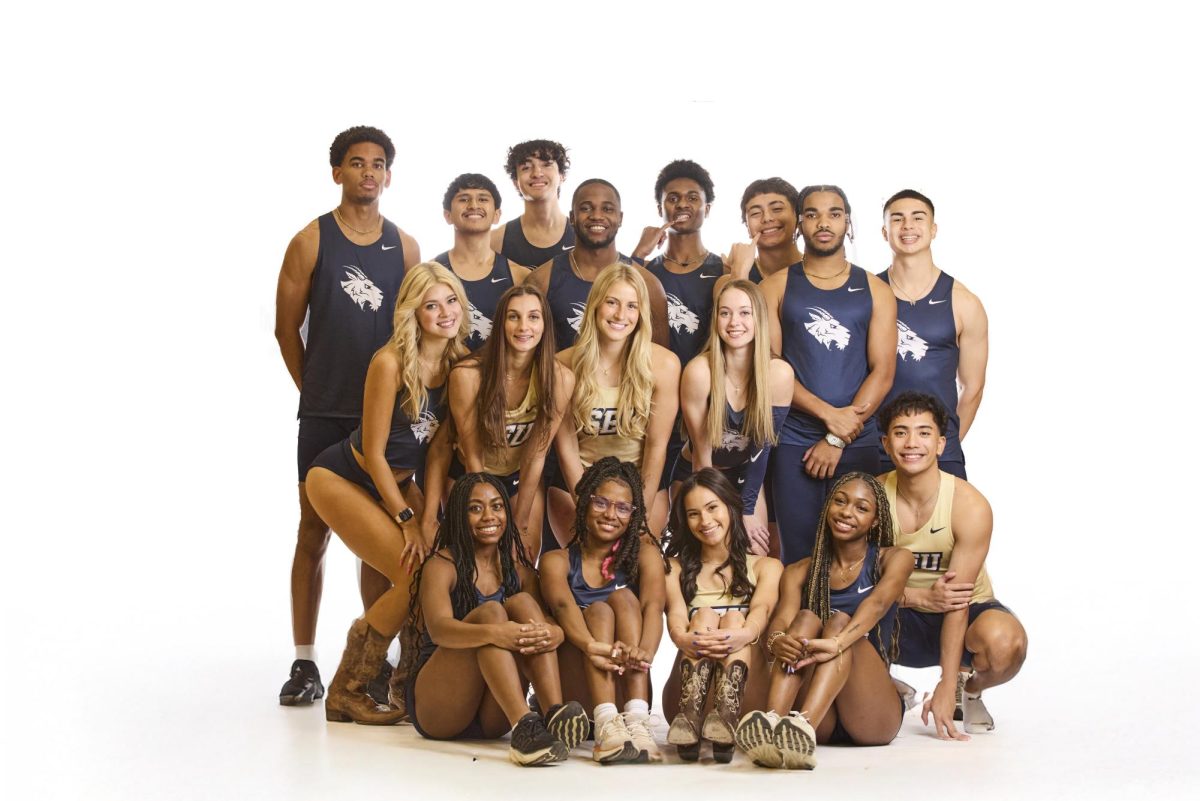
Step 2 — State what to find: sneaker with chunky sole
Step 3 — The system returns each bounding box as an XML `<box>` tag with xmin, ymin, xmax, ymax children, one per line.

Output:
<box><xmin>593</xmin><ymin>714</ymin><xmax>640</xmax><ymax>764</ymax></box>
<box><xmin>735</xmin><ymin>710</ymin><xmax>783</xmax><ymax>768</ymax></box>
<box><xmin>545</xmin><ymin>702</ymin><xmax>589</xmax><ymax>752</ymax></box>
<box><xmin>510</xmin><ymin>712</ymin><xmax>569</xmax><ymax>766</ymax></box>
<box><xmin>775</xmin><ymin>712</ymin><xmax>817</xmax><ymax>770</ymax></box>
<box><xmin>959</xmin><ymin>672</ymin><xmax>994</xmax><ymax>733</ymax></box>
<box><xmin>892</xmin><ymin>676</ymin><xmax>918</xmax><ymax>712</ymax></box>
<box><xmin>623</xmin><ymin>713</ymin><xmax>662</xmax><ymax>763</ymax></box>
<box><xmin>279</xmin><ymin>659</ymin><xmax>324</xmax><ymax>706</ymax></box>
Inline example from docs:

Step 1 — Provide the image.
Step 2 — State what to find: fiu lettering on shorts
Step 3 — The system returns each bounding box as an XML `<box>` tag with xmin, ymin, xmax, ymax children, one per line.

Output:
<box><xmin>878</xmin><ymin>270</ymin><xmax>965</xmax><ymax>463</ymax></box>
<box><xmin>300</xmin><ymin>213</ymin><xmax>407</xmax><ymax>419</ymax></box>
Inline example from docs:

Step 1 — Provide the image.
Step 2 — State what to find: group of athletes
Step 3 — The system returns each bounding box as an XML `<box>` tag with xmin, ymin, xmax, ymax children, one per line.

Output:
<box><xmin>272</xmin><ymin>125</ymin><xmax>1028</xmax><ymax>768</ymax></box>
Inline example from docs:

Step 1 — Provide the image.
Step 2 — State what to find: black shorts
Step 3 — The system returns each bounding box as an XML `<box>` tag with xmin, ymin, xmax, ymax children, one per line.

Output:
<box><xmin>307</xmin><ymin>439</ymin><xmax>384</xmax><ymax>503</ymax></box>
<box><xmin>826</xmin><ymin>695</ymin><xmax>906</xmax><ymax>746</ymax></box>
<box><xmin>894</xmin><ymin>599</ymin><xmax>1015</xmax><ymax>669</ymax></box>
<box><xmin>449</xmin><ymin>454</ymin><xmax>520</xmax><ymax>497</ymax></box>
<box><xmin>297</xmin><ymin>416</ymin><xmax>358</xmax><ymax>482</ymax></box>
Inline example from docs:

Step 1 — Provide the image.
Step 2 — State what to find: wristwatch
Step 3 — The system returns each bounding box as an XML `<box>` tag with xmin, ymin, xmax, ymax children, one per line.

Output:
<box><xmin>824</xmin><ymin>432</ymin><xmax>846</xmax><ymax>448</ymax></box>
<box><xmin>393</xmin><ymin>507</ymin><xmax>414</xmax><ymax>525</ymax></box>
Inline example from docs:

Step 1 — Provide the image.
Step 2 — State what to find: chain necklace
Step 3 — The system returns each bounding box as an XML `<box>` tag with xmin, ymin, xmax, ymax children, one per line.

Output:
<box><xmin>663</xmin><ymin>249</ymin><xmax>710</xmax><ymax>269</ymax></box>
<box><xmin>334</xmin><ymin>207</ymin><xmax>381</xmax><ymax>236</ymax></box>
<box><xmin>888</xmin><ymin>266</ymin><xmax>938</xmax><ymax>306</ymax></box>
<box><xmin>834</xmin><ymin>553</ymin><xmax>866</xmax><ymax>578</ymax></box>
<box><xmin>804</xmin><ymin>259</ymin><xmax>849</xmax><ymax>283</ymax></box>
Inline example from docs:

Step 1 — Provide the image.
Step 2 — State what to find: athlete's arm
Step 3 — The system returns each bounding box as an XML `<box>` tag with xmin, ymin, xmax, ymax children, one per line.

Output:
<box><xmin>553</xmin><ymin>348</ymin><xmax>585</xmax><ymax>495</ymax></box>
<box><xmin>679</xmin><ymin>355</ymin><xmax>714</xmax><ymax>468</ymax></box>
<box><xmin>515</xmin><ymin>563</ymin><xmax>565</xmax><ymax>653</ymax></box>
<box><xmin>954</xmin><ymin>281</ymin><xmax>989</xmax><ymax>440</ymax></box>
<box><xmin>489</xmin><ymin>224</ymin><xmax>506</xmax><ymax>255</ymax></box>
<box><xmin>849</xmin><ymin>272</ymin><xmax>898</xmax><ymax>430</ymax></box>
<box><xmin>721</xmin><ymin>234</ymin><xmax>759</xmax><ymax>283</ymax></box>
<box><xmin>629</xmin><ymin>540</ymin><xmax>666</xmax><ymax>667</ymax></box>
<box><xmin>663</xmin><ymin>558</ymin><xmax>699</xmax><ymax>657</ymax></box>
<box><xmin>274</xmin><ymin>221</ymin><xmax>319</xmax><ymax>391</ymax></box>
<box><xmin>636</xmin><ymin>266</ymin><xmax>672</xmax><ymax>349</ymax></box>
<box><xmin>763</xmin><ymin>560</ymin><xmax>810</xmax><ymax>666</ymax></box>
<box><xmin>448</xmin><ymin>363</ymin><xmax>485</xmax><ymax>472</ymax></box>
<box><xmin>512</xmin><ymin>365</ymin><xmax>575</xmax><ymax>554</ymax></box>
<box><xmin>359</xmin><ymin>353</ymin><xmax>422</xmax><ymax>559</ymax></box>
<box><xmin>422</xmin><ymin>556</ymin><xmax>548</xmax><ymax>653</ymax></box>
<box><xmin>640</xmin><ymin>346</ymin><xmax>681</xmax><ymax>520</ymax></box>
<box><xmin>711</xmin><ymin>557</ymin><xmax>782</xmax><ymax>656</ymax></box>
<box><xmin>539</xmin><ymin>550</ymin><xmax>622</xmax><ymax>672</ymax></box>
<box><xmin>418</xmin><ymin>418</ymin><xmax>453</xmax><ymax>550</ymax></box>
<box><xmin>398</xmin><ymin>228</ymin><xmax>421</xmax><ymax>270</ymax></box>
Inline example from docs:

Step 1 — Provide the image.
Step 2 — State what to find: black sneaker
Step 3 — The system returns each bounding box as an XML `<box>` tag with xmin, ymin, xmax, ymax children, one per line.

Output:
<box><xmin>366</xmin><ymin>659</ymin><xmax>393</xmax><ymax>708</ymax></box>
<box><xmin>510</xmin><ymin>712</ymin><xmax>569</xmax><ymax>766</ymax></box>
<box><xmin>544</xmin><ymin>701</ymin><xmax>589</xmax><ymax>751</ymax></box>
<box><xmin>279</xmin><ymin>659</ymin><xmax>324</xmax><ymax>706</ymax></box>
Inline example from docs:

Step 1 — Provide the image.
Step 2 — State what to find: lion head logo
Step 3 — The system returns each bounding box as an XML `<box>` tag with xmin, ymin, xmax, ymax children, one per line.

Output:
<box><xmin>896</xmin><ymin>320</ymin><xmax>929</xmax><ymax>361</ymax></box>
<box><xmin>340</xmin><ymin>266</ymin><xmax>384</xmax><ymax>312</ymax></box>
<box><xmin>469</xmin><ymin>302</ymin><xmax>492</xmax><ymax>341</ymax></box>
<box><xmin>567</xmin><ymin>302</ymin><xmax>587</xmax><ymax>333</ymax></box>
<box><xmin>804</xmin><ymin>306</ymin><xmax>851</xmax><ymax>350</ymax></box>
<box><xmin>410</xmin><ymin>411</ymin><xmax>440</xmax><ymax>443</ymax></box>
<box><xmin>666</xmin><ymin>293</ymin><xmax>700</xmax><ymax>334</ymax></box>
<box><xmin>720</xmin><ymin>427</ymin><xmax>751</xmax><ymax>452</ymax></box>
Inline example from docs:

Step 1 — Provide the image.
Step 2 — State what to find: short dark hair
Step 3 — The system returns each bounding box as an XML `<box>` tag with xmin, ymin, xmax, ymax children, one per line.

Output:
<box><xmin>329</xmin><ymin>126</ymin><xmax>396</xmax><ymax>169</ymax></box>
<box><xmin>884</xmin><ymin>189</ymin><xmax>935</xmax><ymax>218</ymax></box>
<box><xmin>878</xmin><ymin>391</ymin><xmax>948</xmax><ymax>436</ymax></box>
<box><xmin>740</xmin><ymin>177</ymin><xmax>799</xmax><ymax>222</ymax></box>
<box><xmin>442</xmin><ymin>173</ymin><xmax>502</xmax><ymax>211</ymax></box>
<box><xmin>573</xmin><ymin>178</ymin><xmax>621</xmax><ymax>206</ymax></box>
<box><xmin>654</xmin><ymin>159</ymin><xmax>715</xmax><ymax>204</ymax></box>
<box><xmin>504</xmin><ymin>139</ymin><xmax>570</xmax><ymax>181</ymax></box>
<box><xmin>798</xmin><ymin>184</ymin><xmax>852</xmax><ymax>217</ymax></box>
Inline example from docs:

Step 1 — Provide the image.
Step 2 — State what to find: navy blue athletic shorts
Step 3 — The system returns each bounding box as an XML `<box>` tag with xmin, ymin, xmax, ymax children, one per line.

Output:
<box><xmin>895</xmin><ymin>599</ymin><xmax>1014</xmax><ymax>669</ymax></box>
<box><xmin>297</xmin><ymin>416</ymin><xmax>358</xmax><ymax>482</ymax></box>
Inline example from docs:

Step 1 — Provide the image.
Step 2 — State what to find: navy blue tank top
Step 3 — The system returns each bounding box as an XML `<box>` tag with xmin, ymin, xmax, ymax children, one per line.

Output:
<box><xmin>710</xmin><ymin>401</ymin><xmax>758</xmax><ymax>469</ymax></box>
<box><xmin>567</xmin><ymin>543</ymin><xmax>634</xmax><ymax>608</ymax></box>
<box><xmin>878</xmin><ymin>270</ymin><xmax>963</xmax><ymax>463</ymax></box>
<box><xmin>645</xmin><ymin>253</ymin><xmax>723</xmax><ymax>364</ymax></box>
<box><xmin>299</xmin><ymin>213</ymin><xmax>407</xmax><ymax>419</ymax></box>
<box><xmin>500</xmin><ymin>216</ymin><xmax>575</xmax><ymax>268</ymax></box>
<box><xmin>433</xmin><ymin>251</ymin><xmax>513</xmax><ymax>351</ymax></box>
<box><xmin>349</xmin><ymin>384</ymin><xmax>447</xmax><ymax>470</ymax></box>
<box><xmin>778</xmin><ymin>264</ymin><xmax>879</xmax><ymax>448</ymax></box>
<box><xmin>419</xmin><ymin>577</ymin><xmax>510</xmax><ymax>658</ymax></box>
<box><xmin>748</xmin><ymin>263</ymin><xmax>764</xmax><ymax>284</ymax></box>
<box><xmin>828</xmin><ymin>546</ymin><xmax>896</xmax><ymax>647</ymax></box>
<box><xmin>545</xmin><ymin>251</ymin><xmax>631</xmax><ymax>351</ymax></box>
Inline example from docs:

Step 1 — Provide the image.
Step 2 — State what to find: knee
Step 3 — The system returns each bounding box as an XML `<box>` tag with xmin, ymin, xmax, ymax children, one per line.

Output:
<box><xmin>821</xmin><ymin>612</ymin><xmax>851</xmax><ymax>637</ymax></box>
<box><xmin>504</xmin><ymin>592</ymin><xmax>543</xmax><ymax>621</ymax></box>
<box><xmin>607</xmin><ymin>588</ymin><xmax>640</xmax><ymax>615</ymax></box>
<box><xmin>296</xmin><ymin>514</ymin><xmax>331</xmax><ymax>556</ymax></box>
<box><xmin>471</xmin><ymin>600</ymin><xmax>509</xmax><ymax>624</ymax></box>
<box><xmin>583</xmin><ymin>601</ymin><xmax>613</xmax><ymax>628</ymax></box>
<box><xmin>788</xmin><ymin>609</ymin><xmax>820</xmax><ymax>635</ymax></box>
<box><xmin>982</xmin><ymin>627</ymin><xmax>1028</xmax><ymax>674</ymax></box>
<box><xmin>719</xmin><ymin>610</ymin><xmax>747</xmax><ymax>629</ymax></box>
<box><xmin>689</xmin><ymin>608</ymin><xmax>720</xmax><ymax>632</ymax></box>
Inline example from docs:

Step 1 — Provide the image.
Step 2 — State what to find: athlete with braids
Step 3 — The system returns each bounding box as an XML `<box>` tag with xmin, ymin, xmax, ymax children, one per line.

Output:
<box><xmin>304</xmin><ymin>262</ymin><xmax>468</xmax><ymax>724</ymax></box>
<box><xmin>539</xmin><ymin>458</ymin><xmax>667</xmax><ymax>764</ymax></box>
<box><xmin>735</xmin><ymin>472</ymin><xmax>912</xmax><ymax>769</ymax></box>
<box><xmin>549</xmin><ymin>263</ymin><xmax>681</xmax><ymax>543</ymax></box>
<box><xmin>662</xmin><ymin>469</ymin><xmax>783</xmax><ymax>763</ymax></box>
<box><xmin>676</xmin><ymin>280</ymin><xmax>792</xmax><ymax>555</ymax></box>
<box><xmin>879</xmin><ymin>391</ymin><xmax>1026</xmax><ymax>738</ymax></box>
<box><xmin>431</xmin><ymin>284</ymin><xmax>574</xmax><ymax>561</ymax></box>
<box><xmin>492</xmin><ymin>139</ymin><xmax>575</xmax><ymax>269</ymax></box>
<box><xmin>402</xmin><ymin>473</ymin><xmax>588</xmax><ymax>765</ymax></box>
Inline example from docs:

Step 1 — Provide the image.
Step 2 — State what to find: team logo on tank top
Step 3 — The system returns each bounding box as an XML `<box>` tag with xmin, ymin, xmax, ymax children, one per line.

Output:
<box><xmin>591</xmin><ymin>408</ymin><xmax>619</xmax><ymax>434</ymax></box>
<box><xmin>340</xmin><ymin>266</ymin><xmax>384</xmax><ymax>312</ymax></box>
<box><xmin>913</xmin><ymin>551</ymin><xmax>944</xmax><ymax>571</ymax></box>
<box><xmin>568</xmin><ymin>302</ymin><xmax>586</xmax><ymax>333</ymax></box>
<box><xmin>804</xmin><ymin>306</ymin><xmax>851</xmax><ymax>350</ymax></box>
<box><xmin>506</xmin><ymin>421</ymin><xmax>534</xmax><ymax>447</ymax></box>
<box><xmin>411</xmin><ymin>411</ymin><xmax>440</xmax><ymax>443</ymax></box>
<box><xmin>665</xmin><ymin>293</ymin><xmax>700</xmax><ymax>334</ymax></box>
<box><xmin>720</xmin><ymin>428</ymin><xmax>750</xmax><ymax>452</ymax></box>
<box><xmin>896</xmin><ymin>320</ymin><xmax>929</xmax><ymax>361</ymax></box>
<box><xmin>468</xmin><ymin>302</ymin><xmax>493</xmax><ymax>340</ymax></box>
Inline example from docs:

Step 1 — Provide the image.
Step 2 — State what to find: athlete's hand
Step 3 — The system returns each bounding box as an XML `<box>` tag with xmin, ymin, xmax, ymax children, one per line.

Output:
<box><xmin>794</xmin><ymin>637</ymin><xmax>840</xmax><ymax>668</ymax></box>
<box><xmin>632</xmin><ymin>222</ymin><xmax>673</xmax><ymax>260</ymax></box>
<box><xmin>399</xmin><ymin>524</ymin><xmax>427</xmax><ymax>574</ymax></box>
<box><xmin>722</xmin><ymin>235</ymin><xmax>759</xmax><ymax>279</ymax></box>
<box><xmin>745</xmin><ymin>515</ymin><xmax>770</xmax><ymax>556</ymax></box>
<box><xmin>612</xmin><ymin>641</ymin><xmax>652</xmax><ymax>672</ymax></box>
<box><xmin>823</xmin><ymin>403</ymin><xmax>868</xmax><ymax>442</ymax></box>
<box><xmin>519</xmin><ymin>620</ymin><xmax>562</xmax><ymax>655</ymax></box>
<box><xmin>802</xmin><ymin>440</ymin><xmax>844</xmax><ymax>480</ymax></box>
<box><xmin>672</xmin><ymin>630</ymin><xmax>704</xmax><ymax>660</ymax></box>
<box><xmin>770</xmin><ymin>632</ymin><xmax>806</xmax><ymax>666</ymax></box>
<box><xmin>922</xmin><ymin>679</ymin><xmax>970</xmax><ymax>741</ymax></box>
<box><xmin>585</xmin><ymin>640</ymin><xmax>624</xmax><ymax>672</ymax></box>
<box><xmin>494</xmin><ymin>620</ymin><xmax>551</xmax><ymax>653</ymax></box>
<box><xmin>690</xmin><ymin>626</ymin><xmax>748</xmax><ymax>658</ymax></box>
<box><xmin>923</xmin><ymin>572</ymin><xmax>974</xmax><ymax>612</ymax></box>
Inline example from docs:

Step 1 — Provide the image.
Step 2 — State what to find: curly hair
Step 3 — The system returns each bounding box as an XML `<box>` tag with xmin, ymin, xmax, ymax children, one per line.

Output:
<box><xmin>504</xmin><ymin>139</ymin><xmax>570</xmax><ymax>182</ymax></box>
<box><xmin>329</xmin><ymin>125</ymin><xmax>396</xmax><ymax>168</ymax></box>
<box><xmin>801</xmin><ymin>472</ymin><xmax>900</xmax><ymax>665</ymax></box>
<box><xmin>568</xmin><ymin>457</ymin><xmax>655</xmax><ymax>585</ymax></box>
<box><xmin>878</xmin><ymin>391</ymin><xmax>948</xmax><ymax>437</ymax></box>
<box><xmin>664</xmin><ymin>468</ymin><xmax>754</xmax><ymax>606</ymax></box>
<box><xmin>653</xmin><ymin>159</ymin><xmax>715</xmax><ymax>204</ymax></box>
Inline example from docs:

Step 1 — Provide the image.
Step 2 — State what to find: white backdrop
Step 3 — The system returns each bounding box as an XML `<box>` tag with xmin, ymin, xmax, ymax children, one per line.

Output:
<box><xmin>2</xmin><ymin>1</ymin><xmax>1196</xmax><ymax>797</ymax></box>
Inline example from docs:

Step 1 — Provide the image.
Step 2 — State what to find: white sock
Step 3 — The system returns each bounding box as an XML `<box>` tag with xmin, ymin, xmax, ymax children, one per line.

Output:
<box><xmin>623</xmin><ymin>699</ymin><xmax>650</xmax><ymax>721</ymax></box>
<box><xmin>296</xmin><ymin>645</ymin><xmax>317</xmax><ymax>662</ymax></box>
<box><xmin>386</xmin><ymin>638</ymin><xmax>400</xmax><ymax>667</ymax></box>
<box><xmin>594</xmin><ymin>702</ymin><xmax>619</xmax><ymax>728</ymax></box>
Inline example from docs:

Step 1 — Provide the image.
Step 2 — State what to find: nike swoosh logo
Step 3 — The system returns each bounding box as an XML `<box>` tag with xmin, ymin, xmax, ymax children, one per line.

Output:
<box><xmin>700</xmin><ymin>273</ymin><xmax>718</xmax><ymax>279</ymax></box>
<box><xmin>848</xmin><ymin>287</ymin><xmax>865</xmax><ymax>292</ymax></box>
<box><xmin>928</xmin><ymin>299</ymin><xmax>947</xmax><ymax>305</ymax></box>
<box><xmin>381</xmin><ymin>245</ymin><xmax>397</xmax><ymax>251</ymax></box>
<box><xmin>857</xmin><ymin>585</ymin><xmax>874</xmax><ymax>594</ymax></box>
<box><xmin>491</xmin><ymin>277</ymin><xmax>510</xmax><ymax>283</ymax></box>
<box><xmin>931</xmin><ymin>527</ymin><xmax>945</xmax><ymax>534</ymax></box>
<box><xmin>562</xmin><ymin>245</ymin><xmax>574</xmax><ymax>251</ymax></box>
<box><xmin>749</xmin><ymin>448</ymin><xmax>765</xmax><ymax>463</ymax></box>
<box><xmin>614</xmin><ymin>583</ymin><xmax>627</xmax><ymax>590</ymax></box>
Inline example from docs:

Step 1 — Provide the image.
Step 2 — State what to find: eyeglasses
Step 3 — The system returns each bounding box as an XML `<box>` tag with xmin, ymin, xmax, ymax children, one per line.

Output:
<box><xmin>589</xmin><ymin>494</ymin><xmax>635</xmax><ymax>519</ymax></box>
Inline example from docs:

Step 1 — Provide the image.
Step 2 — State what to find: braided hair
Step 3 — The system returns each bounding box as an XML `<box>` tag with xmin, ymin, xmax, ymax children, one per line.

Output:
<box><xmin>664</xmin><ymin>468</ymin><xmax>754</xmax><ymax>606</ymax></box>
<box><xmin>568</xmin><ymin>457</ymin><xmax>654</xmax><ymax>584</ymax></box>
<box><xmin>801</xmin><ymin>472</ymin><xmax>900</xmax><ymax>664</ymax></box>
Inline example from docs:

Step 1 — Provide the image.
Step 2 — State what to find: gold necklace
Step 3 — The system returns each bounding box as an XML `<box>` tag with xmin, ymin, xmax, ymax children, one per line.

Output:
<box><xmin>663</xmin><ymin>249</ymin><xmax>710</xmax><ymax>269</ymax></box>
<box><xmin>804</xmin><ymin>259</ymin><xmax>849</xmax><ymax>283</ymax></box>
<box><xmin>888</xmin><ymin>267</ymin><xmax>937</xmax><ymax>306</ymax></box>
<box><xmin>726</xmin><ymin>373</ymin><xmax>748</xmax><ymax>394</ymax></box>
<box><xmin>334</xmin><ymin>207</ymin><xmax>381</xmax><ymax>236</ymax></box>
<box><xmin>834</xmin><ymin>554</ymin><xmax>866</xmax><ymax>577</ymax></box>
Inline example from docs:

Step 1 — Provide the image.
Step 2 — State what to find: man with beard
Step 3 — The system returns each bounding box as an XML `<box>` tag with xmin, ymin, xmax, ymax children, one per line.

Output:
<box><xmin>274</xmin><ymin>126</ymin><xmax>421</xmax><ymax>705</ymax></box>
<box><xmin>760</xmin><ymin>185</ymin><xmax>897</xmax><ymax>563</ymax></box>
<box><xmin>492</xmin><ymin>139</ymin><xmax>575</xmax><ymax>268</ymax></box>
<box><xmin>723</xmin><ymin>177</ymin><xmax>805</xmax><ymax>285</ymax></box>
<box><xmin>525</xmin><ymin>178</ymin><xmax>669</xmax><ymax>350</ymax></box>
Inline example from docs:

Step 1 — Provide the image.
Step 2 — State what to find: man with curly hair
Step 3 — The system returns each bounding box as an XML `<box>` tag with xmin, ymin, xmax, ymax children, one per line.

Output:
<box><xmin>492</xmin><ymin>139</ymin><xmax>576</xmax><ymax>269</ymax></box>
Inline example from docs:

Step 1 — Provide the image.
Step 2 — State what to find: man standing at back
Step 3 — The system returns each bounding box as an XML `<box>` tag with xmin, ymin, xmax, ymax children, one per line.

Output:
<box><xmin>878</xmin><ymin>190</ymin><xmax>988</xmax><ymax>479</ymax></box>
<box><xmin>492</xmin><ymin>139</ymin><xmax>575</xmax><ymax>268</ymax></box>
<box><xmin>274</xmin><ymin>126</ymin><xmax>420</xmax><ymax>705</ymax></box>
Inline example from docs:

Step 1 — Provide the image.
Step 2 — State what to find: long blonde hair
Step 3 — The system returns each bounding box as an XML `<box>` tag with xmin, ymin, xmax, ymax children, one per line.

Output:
<box><xmin>385</xmin><ymin>262</ymin><xmax>470</xmax><ymax>419</ymax></box>
<box><xmin>571</xmin><ymin>263</ymin><xmax>654</xmax><ymax>437</ymax></box>
<box><xmin>703</xmin><ymin>280</ymin><xmax>777</xmax><ymax>448</ymax></box>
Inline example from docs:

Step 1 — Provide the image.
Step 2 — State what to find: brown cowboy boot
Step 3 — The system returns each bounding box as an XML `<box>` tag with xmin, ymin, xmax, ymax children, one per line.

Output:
<box><xmin>668</xmin><ymin>658</ymin><xmax>714</xmax><ymax>762</ymax></box>
<box><xmin>324</xmin><ymin>619</ymin><xmax>406</xmax><ymax>725</ymax></box>
<box><xmin>387</xmin><ymin>662</ymin><xmax>409</xmax><ymax>719</ymax></box>
<box><xmin>703</xmin><ymin>660</ymin><xmax>749</xmax><ymax>763</ymax></box>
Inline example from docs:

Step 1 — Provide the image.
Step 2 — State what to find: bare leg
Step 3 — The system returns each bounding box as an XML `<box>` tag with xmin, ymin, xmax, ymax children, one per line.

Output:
<box><xmin>965</xmin><ymin>610</ymin><xmax>1028</xmax><ymax>692</ymax></box>
<box><xmin>766</xmin><ymin>609</ymin><xmax>822</xmax><ymax>715</ymax></box>
<box><xmin>291</xmin><ymin>483</ymin><xmax>331</xmax><ymax>648</ymax></box>
<box><xmin>609</xmin><ymin>589</ymin><xmax>649</xmax><ymax>702</ymax></box>
<box><xmin>648</xmin><ymin>489</ymin><xmax>670</xmax><ymax>540</ymax></box>
<box><xmin>505</xmin><ymin>593</ymin><xmax>564</xmax><ymax>709</ymax></box>
<box><xmin>546</xmin><ymin>487</ymin><xmax>575</xmax><ymax>549</ymax></box>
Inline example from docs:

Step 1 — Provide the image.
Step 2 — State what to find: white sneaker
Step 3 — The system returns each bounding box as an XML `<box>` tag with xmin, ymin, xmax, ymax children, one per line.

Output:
<box><xmin>775</xmin><ymin>712</ymin><xmax>817</xmax><ymax>770</ymax></box>
<box><xmin>735</xmin><ymin>710</ymin><xmax>783</xmax><ymax>768</ymax></box>
<box><xmin>593</xmin><ymin>714</ymin><xmax>639</xmax><ymax>764</ymax></box>
<box><xmin>623</xmin><ymin>713</ymin><xmax>662</xmax><ymax>763</ymax></box>
<box><xmin>892</xmin><ymin>676</ymin><xmax>918</xmax><ymax>711</ymax></box>
<box><xmin>959</xmin><ymin>671</ymin><xmax>994</xmax><ymax>733</ymax></box>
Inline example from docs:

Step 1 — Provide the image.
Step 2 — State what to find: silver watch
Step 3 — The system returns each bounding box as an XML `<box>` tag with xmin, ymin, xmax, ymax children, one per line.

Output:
<box><xmin>824</xmin><ymin>432</ymin><xmax>846</xmax><ymax>449</ymax></box>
